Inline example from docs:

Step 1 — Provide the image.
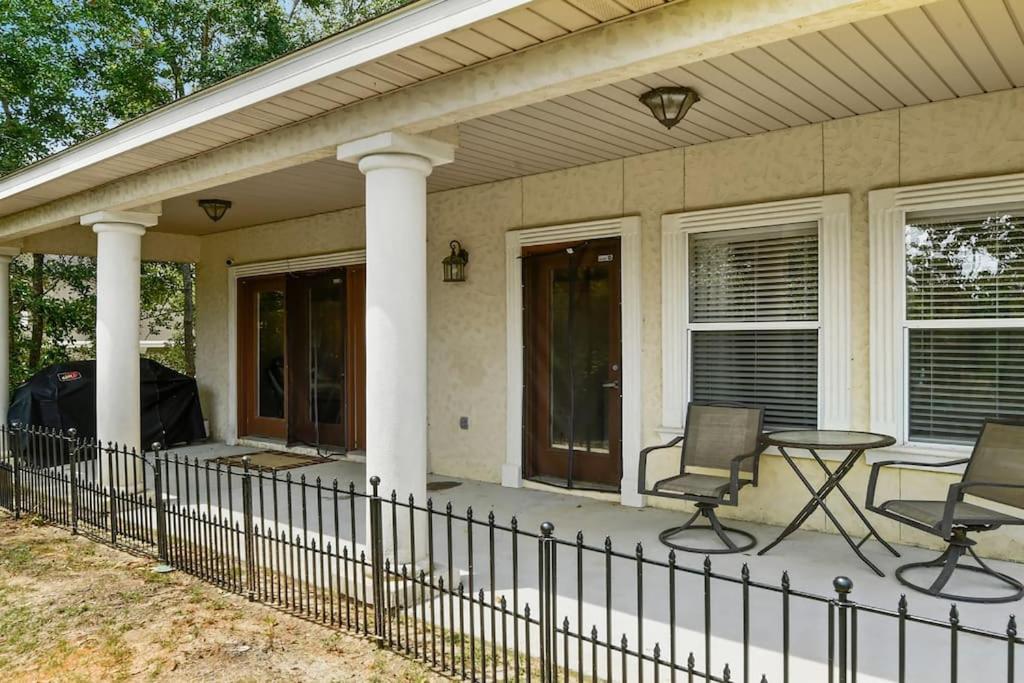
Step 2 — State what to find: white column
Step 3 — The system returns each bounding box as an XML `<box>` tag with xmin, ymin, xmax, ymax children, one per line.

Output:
<box><xmin>0</xmin><ymin>248</ymin><xmax>19</xmax><ymax>424</ymax></box>
<box><xmin>339</xmin><ymin>132</ymin><xmax>454</xmax><ymax>564</ymax></box>
<box><xmin>81</xmin><ymin>211</ymin><xmax>159</xmax><ymax>471</ymax></box>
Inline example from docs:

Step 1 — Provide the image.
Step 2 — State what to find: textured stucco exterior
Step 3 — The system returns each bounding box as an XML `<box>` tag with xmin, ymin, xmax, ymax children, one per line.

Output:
<box><xmin>192</xmin><ymin>87</ymin><xmax>1024</xmax><ymax>560</ymax></box>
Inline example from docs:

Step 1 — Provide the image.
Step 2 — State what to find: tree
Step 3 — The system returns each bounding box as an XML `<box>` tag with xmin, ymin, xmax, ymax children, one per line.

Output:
<box><xmin>0</xmin><ymin>1</ymin><xmax>105</xmax><ymax>176</ymax></box>
<box><xmin>10</xmin><ymin>255</ymin><xmax>197</xmax><ymax>385</ymax></box>
<box><xmin>10</xmin><ymin>255</ymin><xmax>97</xmax><ymax>386</ymax></box>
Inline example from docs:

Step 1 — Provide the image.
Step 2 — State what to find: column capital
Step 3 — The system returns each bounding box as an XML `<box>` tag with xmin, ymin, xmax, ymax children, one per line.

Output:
<box><xmin>0</xmin><ymin>246</ymin><xmax>20</xmax><ymax>262</ymax></box>
<box><xmin>81</xmin><ymin>210</ymin><xmax>160</xmax><ymax>232</ymax></box>
<box><xmin>337</xmin><ymin>131</ymin><xmax>455</xmax><ymax>168</ymax></box>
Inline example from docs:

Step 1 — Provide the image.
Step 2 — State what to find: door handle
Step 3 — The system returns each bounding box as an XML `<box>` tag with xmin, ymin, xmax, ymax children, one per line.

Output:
<box><xmin>602</xmin><ymin>380</ymin><xmax>620</xmax><ymax>389</ymax></box>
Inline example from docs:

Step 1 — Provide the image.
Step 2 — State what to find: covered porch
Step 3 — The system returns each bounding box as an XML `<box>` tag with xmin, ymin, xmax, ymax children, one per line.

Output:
<box><xmin>2</xmin><ymin>0</ymin><xmax>1024</xmax><ymax>678</ymax></box>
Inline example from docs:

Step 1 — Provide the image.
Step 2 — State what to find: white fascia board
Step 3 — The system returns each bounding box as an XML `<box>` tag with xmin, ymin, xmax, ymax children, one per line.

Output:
<box><xmin>0</xmin><ymin>0</ymin><xmax>528</xmax><ymax>204</ymax></box>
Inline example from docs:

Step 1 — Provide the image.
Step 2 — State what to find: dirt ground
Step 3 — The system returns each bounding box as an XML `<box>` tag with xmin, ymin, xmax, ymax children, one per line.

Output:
<box><xmin>0</xmin><ymin>512</ymin><xmax>453</xmax><ymax>682</ymax></box>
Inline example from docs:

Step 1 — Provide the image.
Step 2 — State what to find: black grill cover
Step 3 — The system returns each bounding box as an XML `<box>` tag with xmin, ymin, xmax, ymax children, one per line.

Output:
<box><xmin>7</xmin><ymin>358</ymin><xmax>206</xmax><ymax>450</ymax></box>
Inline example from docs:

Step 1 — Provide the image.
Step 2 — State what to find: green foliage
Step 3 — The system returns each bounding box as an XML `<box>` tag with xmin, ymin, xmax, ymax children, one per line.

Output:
<box><xmin>9</xmin><ymin>255</ymin><xmax>195</xmax><ymax>387</ymax></box>
<box><xmin>9</xmin><ymin>255</ymin><xmax>96</xmax><ymax>386</ymax></box>
<box><xmin>0</xmin><ymin>1</ymin><xmax>105</xmax><ymax>176</ymax></box>
<box><xmin>2</xmin><ymin>0</ymin><xmax>410</xmax><ymax>175</ymax></box>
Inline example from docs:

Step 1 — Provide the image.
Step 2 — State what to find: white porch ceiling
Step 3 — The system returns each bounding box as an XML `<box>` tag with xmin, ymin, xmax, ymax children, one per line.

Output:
<box><xmin>157</xmin><ymin>0</ymin><xmax>1024</xmax><ymax>235</ymax></box>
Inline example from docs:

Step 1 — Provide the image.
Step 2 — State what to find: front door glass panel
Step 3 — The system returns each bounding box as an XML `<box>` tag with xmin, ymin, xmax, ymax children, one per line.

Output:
<box><xmin>549</xmin><ymin>265</ymin><xmax>611</xmax><ymax>453</ymax></box>
<box><xmin>257</xmin><ymin>290</ymin><xmax>286</xmax><ymax>419</ymax></box>
<box><xmin>308</xmin><ymin>276</ymin><xmax>345</xmax><ymax>428</ymax></box>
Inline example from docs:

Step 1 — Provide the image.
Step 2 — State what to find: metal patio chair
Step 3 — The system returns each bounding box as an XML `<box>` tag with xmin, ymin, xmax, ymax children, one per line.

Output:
<box><xmin>866</xmin><ymin>418</ymin><xmax>1024</xmax><ymax>603</ymax></box>
<box><xmin>638</xmin><ymin>403</ymin><xmax>765</xmax><ymax>554</ymax></box>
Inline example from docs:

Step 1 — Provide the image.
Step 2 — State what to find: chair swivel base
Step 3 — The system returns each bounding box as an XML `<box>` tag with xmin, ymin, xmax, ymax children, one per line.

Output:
<box><xmin>895</xmin><ymin>530</ymin><xmax>1024</xmax><ymax>604</ymax></box>
<box><xmin>658</xmin><ymin>503</ymin><xmax>757</xmax><ymax>555</ymax></box>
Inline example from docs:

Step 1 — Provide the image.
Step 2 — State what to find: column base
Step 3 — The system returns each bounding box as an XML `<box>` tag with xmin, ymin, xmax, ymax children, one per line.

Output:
<box><xmin>619</xmin><ymin>480</ymin><xmax>645</xmax><ymax>508</ymax></box>
<box><xmin>501</xmin><ymin>463</ymin><xmax>522</xmax><ymax>488</ymax></box>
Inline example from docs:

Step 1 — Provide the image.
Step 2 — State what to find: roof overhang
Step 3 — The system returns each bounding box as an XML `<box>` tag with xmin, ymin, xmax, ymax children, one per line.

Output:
<box><xmin>0</xmin><ymin>0</ymin><xmax>938</xmax><ymax>241</ymax></box>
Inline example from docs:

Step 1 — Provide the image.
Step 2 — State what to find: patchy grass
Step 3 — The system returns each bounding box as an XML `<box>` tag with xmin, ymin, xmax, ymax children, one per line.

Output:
<box><xmin>0</xmin><ymin>512</ymin><xmax>451</xmax><ymax>681</ymax></box>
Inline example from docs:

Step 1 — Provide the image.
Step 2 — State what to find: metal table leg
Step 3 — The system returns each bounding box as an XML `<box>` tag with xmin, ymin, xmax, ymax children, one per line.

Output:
<box><xmin>758</xmin><ymin>447</ymin><xmax>886</xmax><ymax>577</ymax></box>
<box><xmin>804</xmin><ymin>448</ymin><xmax>901</xmax><ymax>558</ymax></box>
<box><xmin>757</xmin><ymin>448</ymin><xmax>859</xmax><ymax>553</ymax></box>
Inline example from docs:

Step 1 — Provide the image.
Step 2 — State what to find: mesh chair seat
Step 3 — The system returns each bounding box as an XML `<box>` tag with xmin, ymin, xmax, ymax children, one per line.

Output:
<box><xmin>879</xmin><ymin>499</ymin><xmax>1022</xmax><ymax>529</ymax></box>
<box><xmin>655</xmin><ymin>473</ymin><xmax>751</xmax><ymax>499</ymax></box>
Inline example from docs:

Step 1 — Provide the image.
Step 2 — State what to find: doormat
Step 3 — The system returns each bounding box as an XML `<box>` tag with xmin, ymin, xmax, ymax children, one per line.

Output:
<box><xmin>209</xmin><ymin>451</ymin><xmax>334</xmax><ymax>472</ymax></box>
<box><xmin>427</xmin><ymin>480</ymin><xmax>461</xmax><ymax>492</ymax></box>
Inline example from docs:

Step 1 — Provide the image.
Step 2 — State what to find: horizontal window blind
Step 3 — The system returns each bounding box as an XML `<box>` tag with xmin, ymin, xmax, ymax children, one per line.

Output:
<box><xmin>690</xmin><ymin>223</ymin><xmax>819</xmax><ymax>322</ymax></box>
<box><xmin>909</xmin><ymin>329</ymin><xmax>1024</xmax><ymax>444</ymax></box>
<box><xmin>691</xmin><ymin>329</ymin><xmax>818</xmax><ymax>430</ymax></box>
<box><xmin>906</xmin><ymin>212</ymin><xmax>1024</xmax><ymax>320</ymax></box>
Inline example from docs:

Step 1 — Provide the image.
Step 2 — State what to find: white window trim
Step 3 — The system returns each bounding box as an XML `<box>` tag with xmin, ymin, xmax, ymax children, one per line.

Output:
<box><xmin>503</xmin><ymin>216</ymin><xmax>644</xmax><ymax>507</ymax></box>
<box><xmin>225</xmin><ymin>250</ymin><xmax>367</xmax><ymax>444</ymax></box>
<box><xmin>869</xmin><ymin>171</ymin><xmax>1024</xmax><ymax>467</ymax></box>
<box><xmin>661</xmin><ymin>194</ymin><xmax>852</xmax><ymax>437</ymax></box>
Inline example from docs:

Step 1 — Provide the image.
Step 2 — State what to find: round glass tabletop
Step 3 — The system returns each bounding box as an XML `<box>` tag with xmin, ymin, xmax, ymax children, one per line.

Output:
<box><xmin>764</xmin><ymin>430</ymin><xmax>896</xmax><ymax>450</ymax></box>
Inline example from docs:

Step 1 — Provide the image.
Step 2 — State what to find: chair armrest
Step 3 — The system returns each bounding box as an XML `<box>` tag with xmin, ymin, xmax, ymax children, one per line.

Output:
<box><xmin>953</xmin><ymin>481</ymin><xmax>1024</xmax><ymax>493</ymax></box>
<box><xmin>866</xmin><ymin>458</ymin><xmax>969</xmax><ymax>511</ymax></box>
<box><xmin>727</xmin><ymin>450</ymin><xmax>761</xmax><ymax>484</ymax></box>
<box><xmin>871</xmin><ymin>458</ymin><xmax>970</xmax><ymax>469</ymax></box>
<box><xmin>931</xmin><ymin>479</ymin><xmax>1024</xmax><ymax>537</ymax></box>
<box><xmin>638</xmin><ymin>436</ymin><xmax>684</xmax><ymax>494</ymax></box>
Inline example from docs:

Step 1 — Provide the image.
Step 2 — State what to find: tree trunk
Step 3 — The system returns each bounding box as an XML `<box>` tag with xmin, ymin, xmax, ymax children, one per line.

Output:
<box><xmin>27</xmin><ymin>253</ymin><xmax>45</xmax><ymax>369</ymax></box>
<box><xmin>180</xmin><ymin>262</ymin><xmax>195</xmax><ymax>376</ymax></box>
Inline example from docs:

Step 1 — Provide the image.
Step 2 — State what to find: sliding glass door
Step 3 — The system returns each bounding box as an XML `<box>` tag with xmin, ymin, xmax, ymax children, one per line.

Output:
<box><xmin>237</xmin><ymin>267</ymin><xmax>365</xmax><ymax>450</ymax></box>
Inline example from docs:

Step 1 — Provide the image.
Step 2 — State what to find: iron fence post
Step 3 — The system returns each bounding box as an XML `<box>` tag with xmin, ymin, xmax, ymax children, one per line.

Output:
<box><xmin>11</xmin><ymin>422</ymin><xmax>21</xmax><ymax>519</ymax></box>
<box><xmin>241</xmin><ymin>456</ymin><xmax>256</xmax><ymax>601</ymax></box>
<box><xmin>539</xmin><ymin>521</ymin><xmax>557</xmax><ymax>683</ymax></box>
<box><xmin>66</xmin><ymin>429</ymin><xmax>79</xmax><ymax>535</ymax></box>
<box><xmin>107</xmin><ymin>443</ymin><xmax>118</xmax><ymax>545</ymax></box>
<box><xmin>834</xmin><ymin>576</ymin><xmax>853</xmax><ymax>683</ymax></box>
<box><xmin>152</xmin><ymin>443</ymin><xmax>170</xmax><ymax>567</ymax></box>
<box><xmin>368</xmin><ymin>475</ymin><xmax>386</xmax><ymax>641</ymax></box>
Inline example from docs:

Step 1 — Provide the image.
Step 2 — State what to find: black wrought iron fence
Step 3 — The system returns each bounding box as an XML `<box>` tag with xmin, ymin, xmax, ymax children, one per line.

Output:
<box><xmin>0</xmin><ymin>424</ymin><xmax>1020</xmax><ymax>683</ymax></box>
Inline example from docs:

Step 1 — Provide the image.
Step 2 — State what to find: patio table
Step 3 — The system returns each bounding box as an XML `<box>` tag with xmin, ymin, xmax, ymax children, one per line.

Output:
<box><xmin>757</xmin><ymin>429</ymin><xmax>899</xmax><ymax>576</ymax></box>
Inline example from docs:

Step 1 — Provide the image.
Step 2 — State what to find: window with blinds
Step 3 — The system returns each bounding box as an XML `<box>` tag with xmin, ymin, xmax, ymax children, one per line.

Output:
<box><xmin>688</xmin><ymin>223</ymin><xmax>820</xmax><ymax>430</ymax></box>
<box><xmin>905</xmin><ymin>211</ymin><xmax>1024</xmax><ymax>444</ymax></box>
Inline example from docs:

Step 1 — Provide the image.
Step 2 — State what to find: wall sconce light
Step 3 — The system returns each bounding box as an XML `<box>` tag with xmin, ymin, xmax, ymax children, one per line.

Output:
<box><xmin>639</xmin><ymin>86</ymin><xmax>700</xmax><ymax>129</ymax></box>
<box><xmin>197</xmin><ymin>198</ymin><xmax>232</xmax><ymax>222</ymax></box>
<box><xmin>443</xmin><ymin>240</ymin><xmax>469</xmax><ymax>282</ymax></box>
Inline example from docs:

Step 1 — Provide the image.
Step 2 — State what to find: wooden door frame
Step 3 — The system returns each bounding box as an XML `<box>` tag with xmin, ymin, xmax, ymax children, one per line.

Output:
<box><xmin>226</xmin><ymin>251</ymin><xmax>366</xmax><ymax>445</ymax></box>
<box><xmin>503</xmin><ymin>217</ymin><xmax>645</xmax><ymax>507</ymax></box>
<box><xmin>237</xmin><ymin>274</ymin><xmax>289</xmax><ymax>440</ymax></box>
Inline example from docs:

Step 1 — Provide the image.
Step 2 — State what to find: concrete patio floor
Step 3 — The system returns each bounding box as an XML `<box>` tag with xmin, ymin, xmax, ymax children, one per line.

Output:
<box><xmin>166</xmin><ymin>442</ymin><xmax>1023</xmax><ymax>682</ymax></box>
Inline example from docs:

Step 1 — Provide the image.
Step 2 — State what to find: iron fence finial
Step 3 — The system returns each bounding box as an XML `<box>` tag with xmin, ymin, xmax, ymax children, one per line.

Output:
<box><xmin>833</xmin><ymin>575</ymin><xmax>854</xmax><ymax>601</ymax></box>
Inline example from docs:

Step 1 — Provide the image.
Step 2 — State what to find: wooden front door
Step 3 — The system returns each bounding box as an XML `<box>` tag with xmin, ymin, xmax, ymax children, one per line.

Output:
<box><xmin>237</xmin><ymin>267</ymin><xmax>366</xmax><ymax>450</ymax></box>
<box><xmin>523</xmin><ymin>237</ymin><xmax>623</xmax><ymax>490</ymax></box>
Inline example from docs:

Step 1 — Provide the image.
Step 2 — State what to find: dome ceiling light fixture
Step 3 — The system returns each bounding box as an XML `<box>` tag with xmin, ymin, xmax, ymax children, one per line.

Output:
<box><xmin>639</xmin><ymin>86</ymin><xmax>700</xmax><ymax>130</ymax></box>
<box><xmin>197</xmin><ymin>198</ymin><xmax>232</xmax><ymax>222</ymax></box>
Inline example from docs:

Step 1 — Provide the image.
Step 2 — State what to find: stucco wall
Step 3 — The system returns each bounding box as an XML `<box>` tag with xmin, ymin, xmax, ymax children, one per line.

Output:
<box><xmin>195</xmin><ymin>87</ymin><xmax>1024</xmax><ymax>560</ymax></box>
